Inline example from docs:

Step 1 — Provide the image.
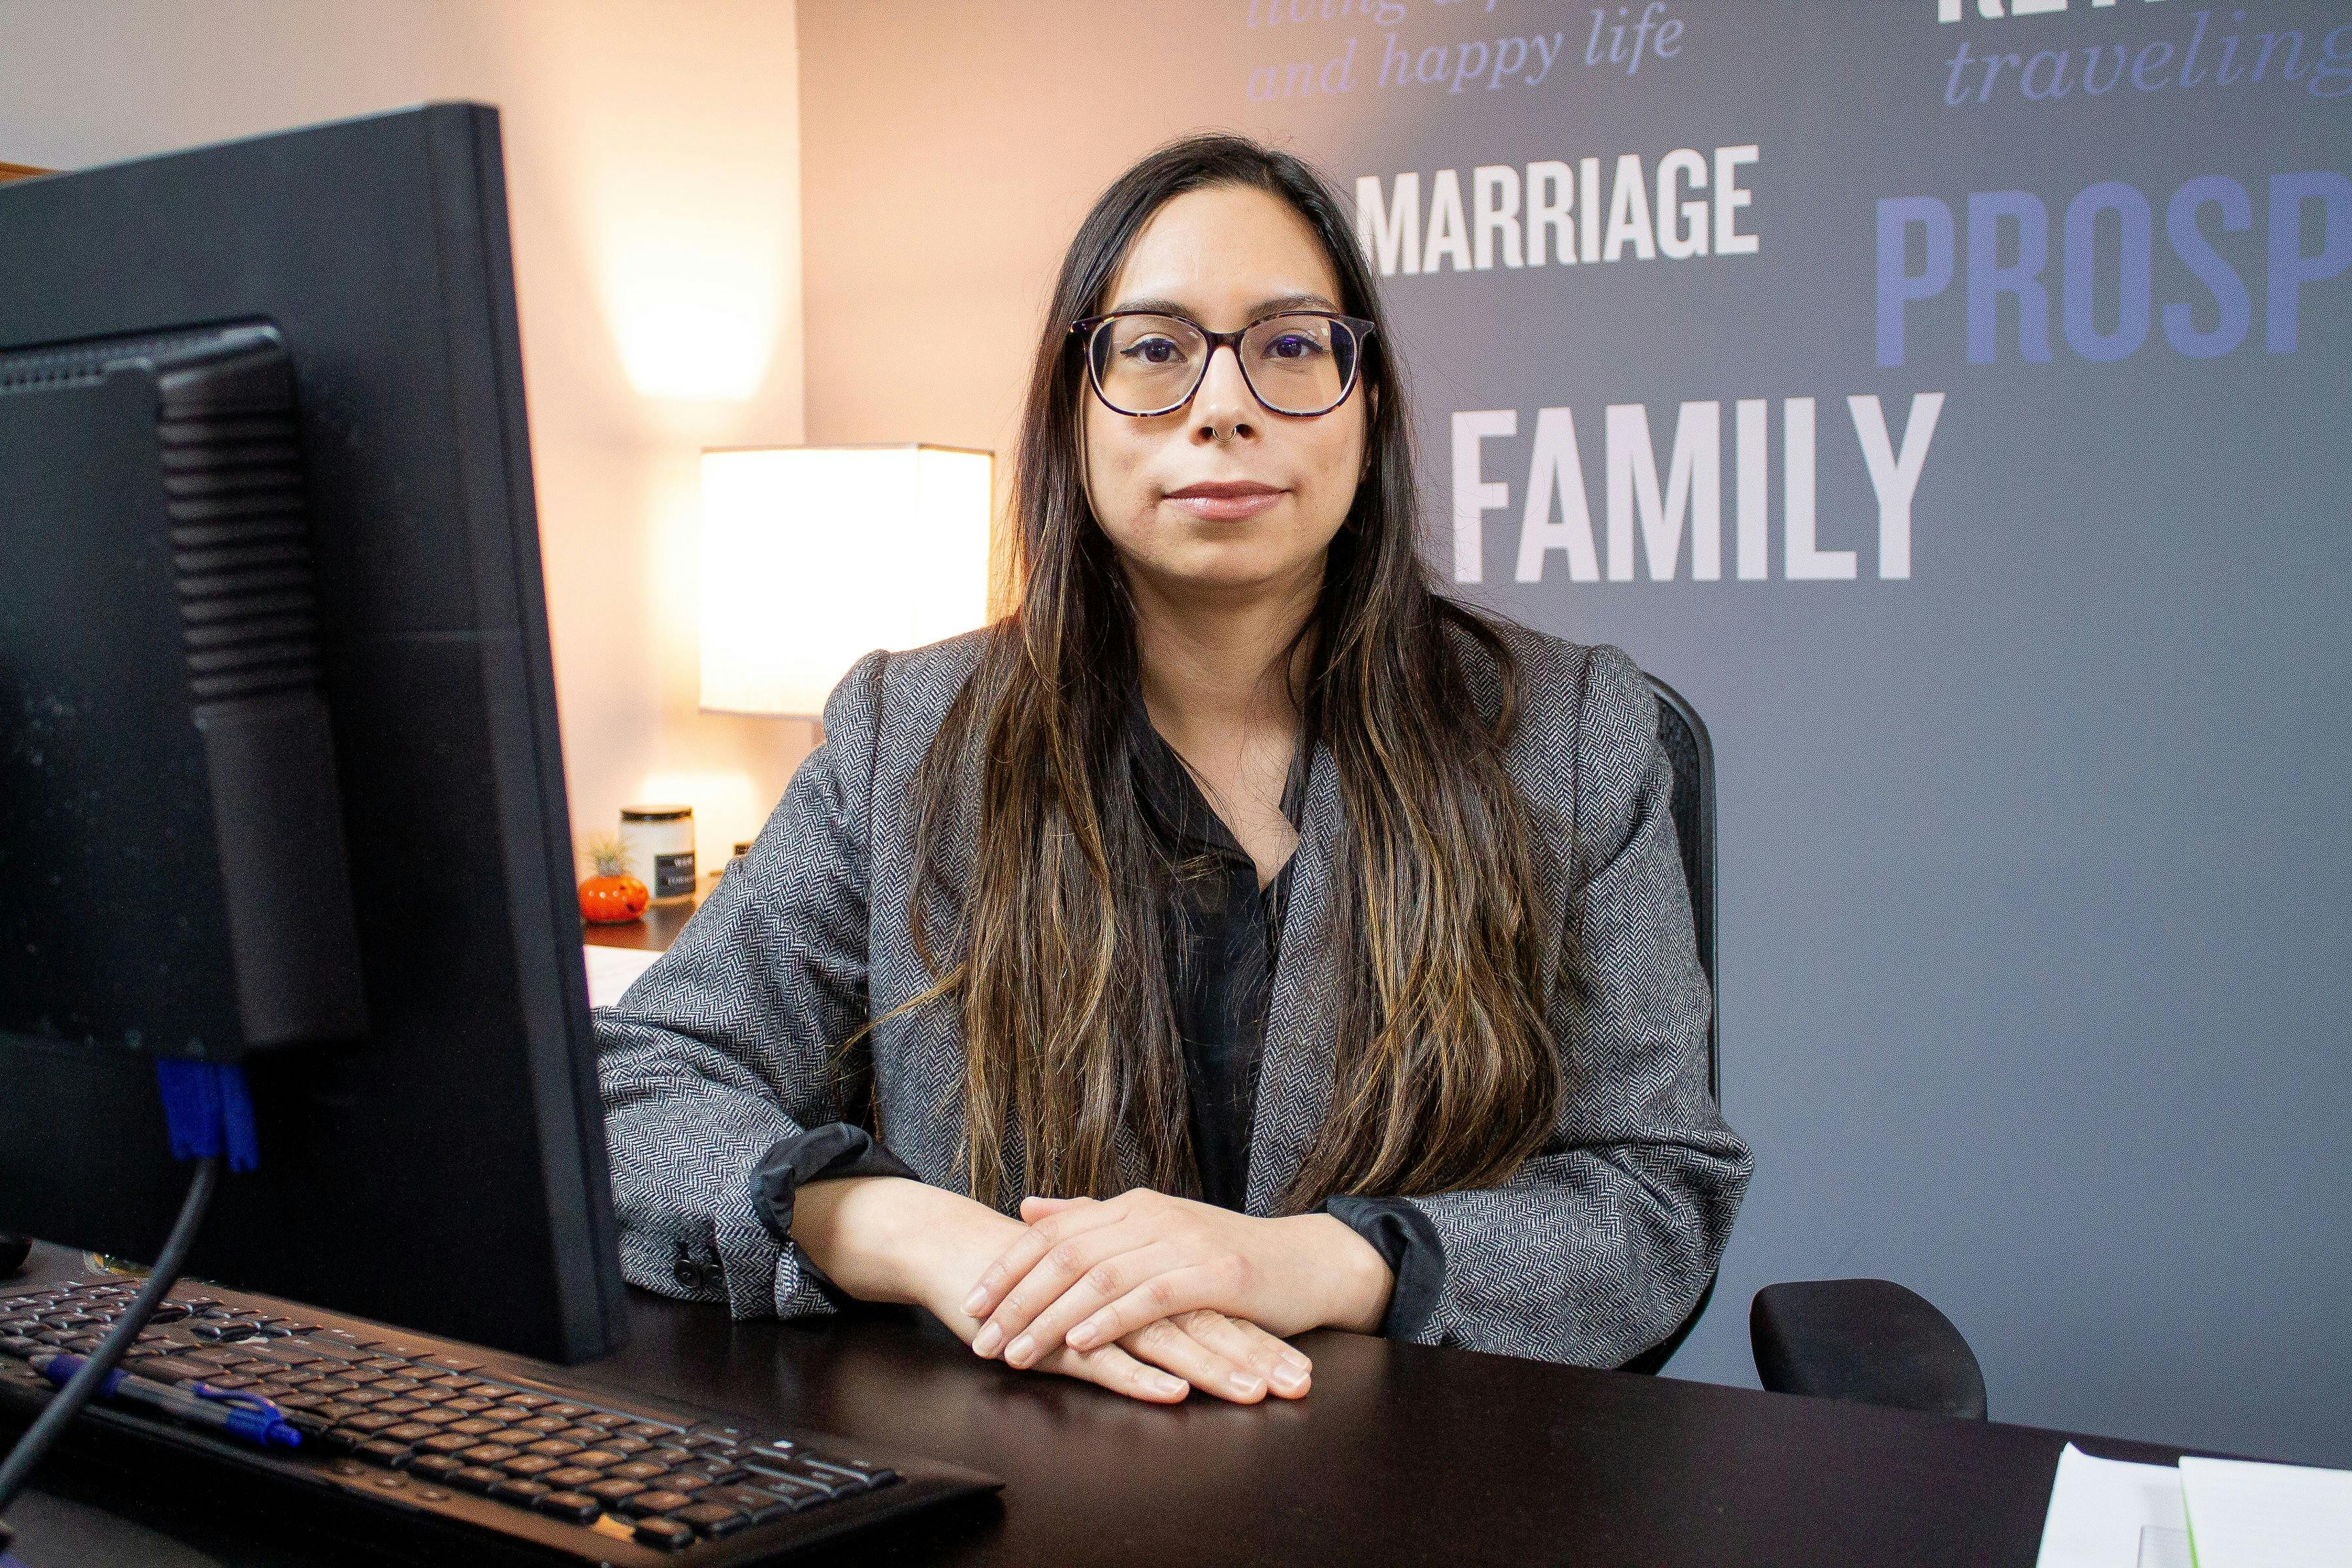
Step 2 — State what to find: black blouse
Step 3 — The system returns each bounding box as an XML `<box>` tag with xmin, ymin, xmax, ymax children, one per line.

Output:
<box><xmin>749</xmin><ymin>681</ymin><xmax>1444</xmax><ymax>1341</ymax></box>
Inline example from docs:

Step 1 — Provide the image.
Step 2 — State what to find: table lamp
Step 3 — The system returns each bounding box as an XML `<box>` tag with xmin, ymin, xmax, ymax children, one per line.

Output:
<box><xmin>700</xmin><ymin>444</ymin><xmax>994</xmax><ymax>718</ymax></box>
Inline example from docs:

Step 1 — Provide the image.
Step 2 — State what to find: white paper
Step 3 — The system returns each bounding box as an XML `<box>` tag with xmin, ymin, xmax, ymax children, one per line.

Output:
<box><xmin>2180</xmin><ymin>1454</ymin><xmax>2352</xmax><ymax>1568</ymax></box>
<box><xmin>583</xmin><ymin>944</ymin><xmax>662</xmax><ymax>1009</ymax></box>
<box><xmin>2036</xmin><ymin>1443</ymin><xmax>2189</xmax><ymax>1568</ymax></box>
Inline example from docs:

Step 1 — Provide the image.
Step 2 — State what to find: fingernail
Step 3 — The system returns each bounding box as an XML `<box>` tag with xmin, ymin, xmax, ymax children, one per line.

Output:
<box><xmin>1272</xmin><ymin>1365</ymin><xmax>1308</xmax><ymax>1394</ymax></box>
<box><xmin>972</xmin><ymin>1323</ymin><xmax>1003</xmax><ymax>1358</ymax></box>
<box><xmin>1230</xmin><ymin>1373</ymin><xmax>1265</xmax><ymax>1397</ymax></box>
<box><xmin>1281</xmin><ymin>1351</ymin><xmax>1311</xmax><ymax>1376</ymax></box>
<box><xmin>1068</xmin><ymin>1324</ymin><xmax>1096</xmax><ymax>1350</ymax></box>
<box><xmin>1006</xmin><ymin>1333</ymin><xmax>1036</xmax><ymax>1365</ymax></box>
<box><xmin>960</xmin><ymin>1286</ymin><xmax>988</xmax><ymax>1316</ymax></box>
<box><xmin>1154</xmin><ymin>1375</ymin><xmax>1186</xmax><ymax>1397</ymax></box>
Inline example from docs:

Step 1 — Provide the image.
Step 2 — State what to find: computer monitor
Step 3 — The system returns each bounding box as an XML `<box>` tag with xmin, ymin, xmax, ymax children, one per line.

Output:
<box><xmin>0</xmin><ymin>104</ymin><xmax>628</xmax><ymax>1365</ymax></box>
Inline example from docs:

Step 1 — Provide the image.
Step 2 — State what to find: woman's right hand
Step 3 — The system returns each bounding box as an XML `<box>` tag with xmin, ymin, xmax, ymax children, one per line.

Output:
<box><xmin>790</xmin><ymin>1175</ymin><xmax>1310</xmax><ymax>1405</ymax></box>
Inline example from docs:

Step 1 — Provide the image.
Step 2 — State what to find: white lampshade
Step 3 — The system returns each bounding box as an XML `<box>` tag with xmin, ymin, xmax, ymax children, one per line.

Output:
<box><xmin>700</xmin><ymin>444</ymin><xmax>994</xmax><ymax>717</ymax></box>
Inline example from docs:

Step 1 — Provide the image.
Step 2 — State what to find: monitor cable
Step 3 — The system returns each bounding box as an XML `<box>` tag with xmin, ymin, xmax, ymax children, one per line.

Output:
<box><xmin>0</xmin><ymin>1056</ymin><xmax>256</xmax><ymax>1557</ymax></box>
<box><xmin>0</xmin><ymin>1154</ymin><xmax>220</xmax><ymax>1550</ymax></box>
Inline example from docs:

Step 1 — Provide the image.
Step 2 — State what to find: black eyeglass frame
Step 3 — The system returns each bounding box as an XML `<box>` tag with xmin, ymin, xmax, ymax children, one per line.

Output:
<box><xmin>1068</xmin><ymin>308</ymin><xmax>1380</xmax><ymax>419</ymax></box>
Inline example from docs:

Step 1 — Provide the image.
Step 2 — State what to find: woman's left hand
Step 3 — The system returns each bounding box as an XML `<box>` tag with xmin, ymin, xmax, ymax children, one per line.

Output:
<box><xmin>957</xmin><ymin>1188</ymin><xmax>1394</xmax><ymax>1375</ymax></box>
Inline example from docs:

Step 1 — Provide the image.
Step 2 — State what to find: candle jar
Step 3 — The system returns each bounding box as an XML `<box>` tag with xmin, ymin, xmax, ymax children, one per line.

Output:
<box><xmin>620</xmin><ymin>804</ymin><xmax>696</xmax><ymax>902</ymax></box>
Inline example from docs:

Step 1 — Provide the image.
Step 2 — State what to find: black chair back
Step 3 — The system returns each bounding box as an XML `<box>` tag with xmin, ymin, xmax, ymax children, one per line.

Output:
<box><xmin>1616</xmin><ymin>670</ymin><xmax>1718</xmax><ymax>1374</ymax></box>
<box><xmin>1645</xmin><ymin>672</ymin><xmax>1717</xmax><ymax>1103</ymax></box>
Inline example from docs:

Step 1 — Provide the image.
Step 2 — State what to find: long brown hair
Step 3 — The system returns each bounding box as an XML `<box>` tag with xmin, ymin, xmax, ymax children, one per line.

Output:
<box><xmin>864</xmin><ymin>133</ymin><xmax>1569</xmax><ymax>1213</ymax></box>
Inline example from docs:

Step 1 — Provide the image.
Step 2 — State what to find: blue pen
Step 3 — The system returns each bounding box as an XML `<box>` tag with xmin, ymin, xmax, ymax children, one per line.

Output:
<box><xmin>30</xmin><ymin>1351</ymin><xmax>302</xmax><ymax>1450</ymax></box>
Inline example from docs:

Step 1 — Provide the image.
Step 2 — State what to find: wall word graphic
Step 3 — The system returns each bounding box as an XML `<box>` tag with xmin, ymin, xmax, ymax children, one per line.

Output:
<box><xmin>1239</xmin><ymin>0</ymin><xmax>1695</xmax><ymax>101</ymax></box>
<box><xmin>1354</xmin><ymin>146</ymin><xmax>1757</xmax><ymax>276</ymax></box>
<box><xmin>1448</xmin><ymin>395</ymin><xmax>1947</xmax><ymax>585</ymax></box>
<box><xmin>1939</xmin><ymin>11</ymin><xmax>2352</xmax><ymax>105</ymax></box>
<box><xmin>1940</xmin><ymin>0</ymin><xmax>2169</xmax><ymax>20</ymax></box>
<box><xmin>1877</xmin><ymin>171</ymin><xmax>2352</xmax><ymax>366</ymax></box>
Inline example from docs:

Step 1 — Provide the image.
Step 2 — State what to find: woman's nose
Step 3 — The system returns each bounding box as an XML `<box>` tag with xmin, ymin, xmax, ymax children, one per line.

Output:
<box><xmin>1190</xmin><ymin>341</ymin><xmax>1258</xmax><ymax>442</ymax></box>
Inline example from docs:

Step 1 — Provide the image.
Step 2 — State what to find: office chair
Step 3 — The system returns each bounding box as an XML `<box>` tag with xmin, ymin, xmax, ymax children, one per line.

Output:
<box><xmin>1622</xmin><ymin>672</ymin><xmax>1987</xmax><ymax>1422</ymax></box>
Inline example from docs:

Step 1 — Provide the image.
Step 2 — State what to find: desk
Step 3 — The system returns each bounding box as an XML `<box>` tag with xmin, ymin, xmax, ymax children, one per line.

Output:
<box><xmin>5</xmin><ymin>1241</ymin><xmax>2192</xmax><ymax>1567</ymax></box>
<box><xmin>581</xmin><ymin>871</ymin><xmax>720</xmax><ymax>953</ymax></box>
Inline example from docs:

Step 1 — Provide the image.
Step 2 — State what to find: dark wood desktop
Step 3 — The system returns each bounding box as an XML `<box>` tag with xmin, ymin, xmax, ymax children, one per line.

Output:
<box><xmin>7</xmin><ymin>1232</ymin><xmax>2193</xmax><ymax>1567</ymax></box>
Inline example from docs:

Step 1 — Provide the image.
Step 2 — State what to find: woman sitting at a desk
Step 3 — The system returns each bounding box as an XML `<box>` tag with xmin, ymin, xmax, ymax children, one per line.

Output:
<box><xmin>596</xmin><ymin>135</ymin><xmax>1752</xmax><ymax>1407</ymax></box>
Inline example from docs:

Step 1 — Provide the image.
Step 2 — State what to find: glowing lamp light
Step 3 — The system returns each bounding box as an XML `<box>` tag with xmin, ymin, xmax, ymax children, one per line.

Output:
<box><xmin>699</xmin><ymin>445</ymin><xmax>994</xmax><ymax>718</ymax></box>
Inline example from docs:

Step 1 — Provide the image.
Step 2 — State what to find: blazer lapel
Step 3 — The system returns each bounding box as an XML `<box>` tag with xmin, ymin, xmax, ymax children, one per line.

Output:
<box><xmin>1243</xmin><ymin>734</ymin><xmax>1345</xmax><ymax>1216</ymax></box>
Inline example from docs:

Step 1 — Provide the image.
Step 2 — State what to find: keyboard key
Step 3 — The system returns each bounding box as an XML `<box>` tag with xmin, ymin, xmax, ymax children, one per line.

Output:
<box><xmin>608</xmin><ymin>1461</ymin><xmax>668</xmax><ymax>1483</ymax></box>
<box><xmin>696</xmin><ymin>1485</ymin><xmax>798</xmax><ymax>1525</ymax></box>
<box><xmin>583</xmin><ymin>1412</ymin><xmax>632</xmax><ymax>1429</ymax></box>
<box><xmin>624</xmin><ymin>1423</ymin><xmax>673</xmax><ymax>1442</ymax></box>
<box><xmin>602</xmin><ymin>1437</ymin><xmax>653</xmax><ymax>1456</ymax></box>
<box><xmin>808</xmin><ymin>1455</ymin><xmax>900</xmax><ymax>1488</ymax></box>
<box><xmin>445</xmin><ymin>1418</ymin><xmax>501</xmax><ymax>1437</ymax></box>
<box><xmin>456</xmin><ymin>1444</ymin><xmax>519</xmax><ymax>1465</ymax></box>
<box><xmin>382</xmin><ymin>1423</ymin><xmax>438</xmax><ymax>1443</ymax></box>
<box><xmin>448</xmin><ymin>1465</ymin><xmax>506</xmax><ymax>1495</ymax></box>
<box><xmin>585</xmin><ymin>1478</ymin><xmax>643</xmax><ymax>1505</ymax></box>
<box><xmin>420</xmin><ymin>1354</ymin><xmax>481</xmax><ymax>1373</ymax></box>
<box><xmin>503</xmin><ymin>1392</ymin><xmax>553</xmax><ymax>1409</ymax></box>
<box><xmin>370</xmin><ymin>1377</ymin><xmax>423</xmax><ymax>1394</ymax></box>
<box><xmin>342</xmin><ymin>1414</ymin><xmax>400</xmax><ymax>1434</ymax></box>
<box><xmin>500</xmin><ymin>1454</ymin><xmax>562</xmax><ymax>1478</ymax></box>
<box><xmin>444</xmin><ymin>1397</ymin><xmax>497</xmax><ymax>1414</ymax></box>
<box><xmin>408</xmin><ymin>1454</ymin><xmax>463</xmax><ymax>1481</ymax></box>
<box><xmin>417</xmin><ymin>1433</ymin><xmax>477</xmax><ymax>1456</ymax></box>
<box><xmin>515</xmin><ymin>1416</ymin><xmax>568</xmax><ymax>1435</ymax></box>
<box><xmin>534</xmin><ymin>1492</ymin><xmax>602</xmax><ymax>1524</ymax></box>
<box><xmin>670</xmin><ymin>1502</ymin><xmax>751</xmax><ymax>1539</ymax></box>
<box><xmin>293</xmin><ymin>1339</ymin><xmax>369</xmax><ymax>1363</ymax></box>
<box><xmin>633</xmin><ymin>1517</ymin><xmax>695</xmax><ymax>1551</ymax></box>
<box><xmin>372</xmin><ymin>1398</ymin><xmax>427</xmax><ymax>1416</ymax></box>
<box><xmin>571</xmin><ymin>1448</ymin><xmax>625</xmax><ymax>1469</ymax></box>
<box><xmin>491</xmin><ymin>1478</ymin><xmax>552</xmax><ymax>1505</ymax></box>
<box><xmin>745</xmin><ymin>1470</ymin><xmax>836</xmax><ymax>1507</ymax></box>
<box><xmin>543</xmin><ymin>1467</ymin><xmax>602</xmax><ymax>1490</ymax></box>
<box><xmin>617</xmin><ymin>1490</ymin><xmax>696</xmax><ymax>1518</ymax></box>
<box><xmin>545</xmin><ymin>1405</ymin><xmax>589</xmax><ymax>1420</ymax></box>
<box><xmin>356</xmin><ymin>1440</ymin><xmax>414</xmax><ymax>1467</ymax></box>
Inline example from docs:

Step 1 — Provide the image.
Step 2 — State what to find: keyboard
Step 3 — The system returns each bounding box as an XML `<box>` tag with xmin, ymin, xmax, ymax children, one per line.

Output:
<box><xmin>0</xmin><ymin>1273</ymin><xmax>999</xmax><ymax>1564</ymax></box>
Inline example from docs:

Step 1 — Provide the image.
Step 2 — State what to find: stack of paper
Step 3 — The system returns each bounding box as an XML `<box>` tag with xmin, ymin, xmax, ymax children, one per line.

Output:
<box><xmin>583</xmin><ymin>944</ymin><xmax>662</xmax><ymax>1009</ymax></box>
<box><xmin>2036</xmin><ymin>1441</ymin><xmax>2352</xmax><ymax>1568</ymax></box>
<box><xmin>2180</xmin><ymin>1455</ymin><xmax>2352</xmax><ymax>1567</ymax></box>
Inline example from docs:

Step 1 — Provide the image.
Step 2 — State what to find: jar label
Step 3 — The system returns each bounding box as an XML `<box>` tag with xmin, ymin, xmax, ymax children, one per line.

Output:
<box><xmin>653</xmin><ymin>851</ymin><xmax>696</xmax><ymax>899</ymax></box>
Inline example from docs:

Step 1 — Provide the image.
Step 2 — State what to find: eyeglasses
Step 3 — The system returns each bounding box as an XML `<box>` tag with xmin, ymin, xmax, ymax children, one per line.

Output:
<box><xmin>1069</xmin><ymin>308</ymin><xmax>1378</xmax><ymax>418</ymax></box>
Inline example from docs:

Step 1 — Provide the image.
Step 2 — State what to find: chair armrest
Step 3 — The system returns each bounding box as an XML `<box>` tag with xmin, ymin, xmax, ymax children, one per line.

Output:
<box><xmin>1750</xmin><ymin>1278</ymin><xmax>1987</xmax><ymax>1420</ymax></box>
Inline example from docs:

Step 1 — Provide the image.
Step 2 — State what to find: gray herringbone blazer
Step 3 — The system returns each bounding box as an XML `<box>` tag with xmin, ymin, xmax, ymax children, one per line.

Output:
<box><xmin>596</xmin><ymin>618</ymin><xmax>1752</xmax><ymax>1367</ymax></box>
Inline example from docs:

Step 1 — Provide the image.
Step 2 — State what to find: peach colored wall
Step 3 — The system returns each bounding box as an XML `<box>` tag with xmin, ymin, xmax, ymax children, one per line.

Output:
<box><xmin>0</xmin><ymin>0</ymin><xmax>818</xmax><ymax>876</ymax></box>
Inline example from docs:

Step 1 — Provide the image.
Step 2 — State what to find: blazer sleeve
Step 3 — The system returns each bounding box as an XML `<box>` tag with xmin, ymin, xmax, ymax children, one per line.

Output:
<box><xmin>595</xmin><ymin>648</ymin><xmax>892</xmax><ymax>1322</ymax></box>
<box><xmin>1394</xmin><ymin>642</ymin><xmax>1754</xmax><ymax>1367</ymax></box>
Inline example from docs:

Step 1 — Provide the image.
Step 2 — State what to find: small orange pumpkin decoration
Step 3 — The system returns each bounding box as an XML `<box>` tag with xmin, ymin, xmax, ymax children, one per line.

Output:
<box><xmin>579</xmin><ymin>834</ymin><xmax>649</xmax><ymax>924</ymax></box>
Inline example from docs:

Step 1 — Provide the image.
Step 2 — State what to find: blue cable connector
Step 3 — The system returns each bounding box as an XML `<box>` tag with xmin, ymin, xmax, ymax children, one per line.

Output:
<box><xmin>152</xmin><ymin>1059</ymin><xmax>259</xmax><ymax>1173</ymax></box>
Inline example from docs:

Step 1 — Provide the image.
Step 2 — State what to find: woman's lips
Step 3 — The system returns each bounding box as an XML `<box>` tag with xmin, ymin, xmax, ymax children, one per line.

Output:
<box><xmin>1165</xmin><ymin>488</ymin><xmax>1284</xmax><ymax>522</ymax></box>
